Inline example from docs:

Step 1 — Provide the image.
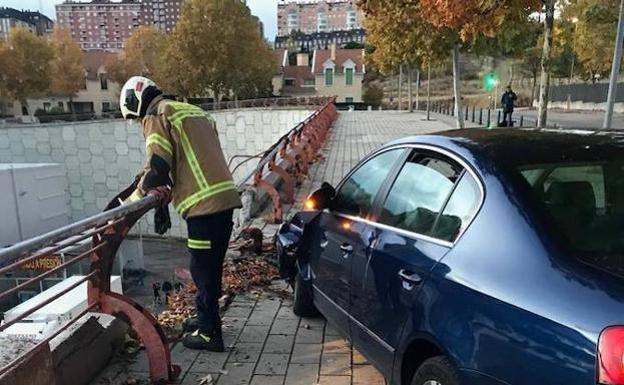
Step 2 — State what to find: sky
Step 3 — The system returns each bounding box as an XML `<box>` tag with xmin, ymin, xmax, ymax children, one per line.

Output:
<box><xmin>1</xmin><ymin>0</ymin><xmax>279</xmax><ymax>40</ymax></box>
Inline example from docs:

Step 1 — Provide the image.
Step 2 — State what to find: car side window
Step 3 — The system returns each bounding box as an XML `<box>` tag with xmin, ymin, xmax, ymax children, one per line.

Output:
<box><xmin>378</xmin><ymin>153</ymin><xmax>461</xmax><ymax>236</ymax></box>
<box><xmin>431</xmin><ymin>172</ymin><xmax>481</xmax><ymax>242</ymax></box>
<box><xmin>332</xmin><ymin>149</ymin><xmax>403</xmax><ymax>218</ymax></box>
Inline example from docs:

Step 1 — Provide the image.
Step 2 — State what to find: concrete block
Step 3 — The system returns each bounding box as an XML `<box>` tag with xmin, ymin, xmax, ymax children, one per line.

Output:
<box><xmin>320</xmin><ymin>353</ymin><xmax>351</xmax><ymax>376</ymax></box>
<box><xmin>263</xmin><ymin>335</ymin><xmax>294</xmax><ymax>354</ymax></box>
<box><xmin>230</xmin><ymin>342</ymin><xmax>263</xmax><ymax>363</ymax></box>
<box><xmin>76</xmin><ymin>135</ymin><xmax>90</xmax><ymax>149</ymax></box>
<box><xmin>102</xmin><ymin>149</ymin><xmax>117</xmax><ymax>162</ymax></box>
<box><xmin>285</xmin><ymin>363</ymin><xmax>319</xmax><ymax>385</ymax></box>
<box><xmin>62</xmin><ymin>126</ymin><xmax>76</xmax><ymax>141</ymax></box>
<box><xmin>64</xmin><ymin>143</ymin><xmax>78</xmax><ymax>155</ymax></box>
<box><xmin>78</xmin><ymin>149</ymin><xmax>92</xmax><ymax>163</ymax></box>
<box><xmin>113</xmin><ymin>125</ymin><xmax>127</xmax><ymax>141</ymax></box>
<box><xmin>0</xmin><ymin>339</ymin><xmax>56</xmax><ymax>385</ymax></box>
<box><xmin>290</xmin><ymin>344</ymin><xmax>322</xmax><ymax>364</ymax></box>
<box><xmin>115</xmin><ymin>142</ymin><xmax>128</xmax><ymax>156</ymax></box>
<box><xmin>255</xmin><ymin>353</ymin><xmax>289</xmax><ymax>375</ymax></box>
<box><xmin>0</xmin><ymin>135</ymin><xmax>9</xmax><ymax>149</ymax></box>
<box><xmin>22</xmin><ymin>135</ymin><xmax>36</xmax><ymax>149</ymax></box>
<box><xmin>250</xmin><ymin>375</ymin><xmax>284</xmax><ymax>385</ymax></box>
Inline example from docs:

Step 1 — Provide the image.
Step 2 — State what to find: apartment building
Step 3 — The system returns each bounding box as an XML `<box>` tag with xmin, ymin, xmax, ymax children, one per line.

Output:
<box><xmin>274</xmin><ymin>28</ymin><xmax>366</xmax><ymax>50</ymax></box>
<box><xmin>277</xmin><ymin>0</ymin><xmax>364</xmax><ymax>36</ymax></box>
<box><xmin>0</xmin><ymin>8</ymin><xmax>54</xmax><ymax>41</ymax></box>
<box><xmin>139</xmin><ymin>0</ymin><xmax>183</xmax><ymax>33</ymax></box>
<box><xmin>55</xmin><ymin>0</ymin><xmax>141</xmax><ymax>51</ymax></box>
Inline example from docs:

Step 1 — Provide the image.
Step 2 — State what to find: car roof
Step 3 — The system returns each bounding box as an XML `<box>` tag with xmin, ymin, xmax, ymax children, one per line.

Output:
<box><xmin>384</xmin><ymin>128</ymin><xmax>624</xmax><ymax>167</ymax></box>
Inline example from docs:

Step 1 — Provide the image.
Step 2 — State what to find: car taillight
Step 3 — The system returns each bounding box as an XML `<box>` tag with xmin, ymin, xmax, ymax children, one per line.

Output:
<box><xmin>598</xmin><ymin>326</ymin><xmax>624</xmax><ymax>384</ymax></box>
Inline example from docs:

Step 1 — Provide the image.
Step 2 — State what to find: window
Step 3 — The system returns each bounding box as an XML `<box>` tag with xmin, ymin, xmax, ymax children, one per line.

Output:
<box><xmin>43</xmin><ymin>102</ymin><xmax>51</xmax><ymax>112</ymax></box>
<box><xmin>379</xmin><ymin>153</ymin><xmax>461</xmax><ymax>237</ymax></box>
<box><xmin>345</xmin><ymin>97</ymin><xmax>354</xmax><ymax>103</ymax></box>
<box><xmin>303</xmin><ymin>78</ymin><xmax>315</xmax><ymax>86</ymax></box>
<box><xmin>102</xmin><ymin>102</ymin><xmax>110</xmax><ymax>111</ymax></box>
<box><xmin>345</xmin><ymin>68</ymin><xmax>354</xmax><ymax>85</ymax></box>
<box><xmin>333</xmin><ymin>149</ymin><xmax>404</xmax><ymax>218</ymax></box>
<box><xmin>431</xmin><ymin>173</ymin><xmax>481</xmax><ymax>242</ymax></box>
<box><xmin>284</xmin><ymin>79</ymin><xmax>295</xmax><ymax>86</ymax></box>
<box><xmin>325</xmin><ymin>68</ymin><xmax>333</xmax><ymax>86</ymax></box>
<box><xmin>100</xmin><ymin>75</ymin><xmax>108</xmax><ymax>90</ymax></box>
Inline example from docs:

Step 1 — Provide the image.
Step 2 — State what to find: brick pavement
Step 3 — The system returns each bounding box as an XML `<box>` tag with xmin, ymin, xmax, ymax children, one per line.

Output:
<box><xmin>90</xmin><ymin>111</ymin><xmax>452</xmax><ymax>385</ymax></box>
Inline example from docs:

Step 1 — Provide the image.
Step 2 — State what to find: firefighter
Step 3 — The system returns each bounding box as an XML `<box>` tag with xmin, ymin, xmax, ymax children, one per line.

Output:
<box><xmin>119</xmin><ymin>76</ymin><xmax>242</xmax><ymax>351</ymax></box>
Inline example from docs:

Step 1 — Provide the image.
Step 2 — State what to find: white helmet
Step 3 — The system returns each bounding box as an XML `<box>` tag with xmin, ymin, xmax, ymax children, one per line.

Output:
<box><xmin>119</xmin><ymin>76</ymin><xmax>158</xmax><ymax>119</ymax></box>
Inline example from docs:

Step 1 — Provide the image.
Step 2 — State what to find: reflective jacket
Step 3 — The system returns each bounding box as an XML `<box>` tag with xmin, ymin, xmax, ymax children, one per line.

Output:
<box><xmin>130</xmin><ymin>96</ymin><xmax>242</xmax><ymax>218</ymax></box>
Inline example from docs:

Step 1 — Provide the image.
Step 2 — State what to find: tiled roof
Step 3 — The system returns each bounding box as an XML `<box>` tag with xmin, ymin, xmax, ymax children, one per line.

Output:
<box><xmin>312</xmin><ymin>48</ymin><xmax>364</xmax><ymax>74</ymax></box>
<box><xmin>83</xmin><ymin>50</ymin><xmax>116</xmax><ymax>80</ymax></box>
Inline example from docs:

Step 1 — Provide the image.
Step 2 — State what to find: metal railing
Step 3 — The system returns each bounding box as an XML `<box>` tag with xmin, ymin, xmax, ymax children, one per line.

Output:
<box><xmin>0</xmin><ymin>96</ymin><xmax>339</xmax><ymax>383</ymax></box>
<box><xmin>425</xmin><ymin>101</ymin><xmax>534</xmax><ymax>128</ymax></box>
<box><xmin>200</xmin><ymin>96</ymin><xmax>333</xmax><ymax>111</ymax></box>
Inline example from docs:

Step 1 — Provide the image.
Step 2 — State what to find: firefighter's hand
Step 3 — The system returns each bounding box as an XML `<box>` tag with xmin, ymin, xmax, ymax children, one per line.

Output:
<box><xmin>148</xmin><ymin>186</ymin><xmax>172</xmax><ymax>207</ymax></box>
<box><xmin>154</xmin><ymin>206</ymin><xmax>171</xmax><ymax>235</ymax></box>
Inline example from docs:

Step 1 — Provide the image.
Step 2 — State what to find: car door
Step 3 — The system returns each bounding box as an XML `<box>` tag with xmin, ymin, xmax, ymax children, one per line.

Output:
<box><xmin>309</xmin><ymin>148</ymin><xmax>406</xmax><ymax>336</ymax></box>
<box><xmin>349</xmin><ymin>148</ymin><xmax>482</xmax><ymax>374</ymax></box>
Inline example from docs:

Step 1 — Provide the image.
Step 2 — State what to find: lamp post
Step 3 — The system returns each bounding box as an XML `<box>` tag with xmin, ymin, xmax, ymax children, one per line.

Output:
<box><xmin>604</xmin><ymin>0</ymin><xmax>624</xmax><ymax>129</ymax></box>
<box><xmin>569</xmin><ymin>17</ymin><xmax>579</xmax><ymax>84</ymax></box>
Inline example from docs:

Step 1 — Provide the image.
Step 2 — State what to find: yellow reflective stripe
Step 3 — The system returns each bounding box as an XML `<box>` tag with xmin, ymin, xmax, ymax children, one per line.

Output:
<box><xmin>145</xmin><ymin>133</ymin><xmax>173</xmax><ymax>156</ymax></box>
<box><xmin>191</xmin><ymin>329</ymin><xmax>212</xmax><ymax>342</ymax></box>
<box><xmin>125</xmin><ymin>189</ymin><xmax>144</xmax><ymax>203</ymax></box>
<box><xmin>175</xmin><ymin>181</ymin><xmax>237</xmax><ymax>215</ymax></box>
<box><xmin>170</xmin><ymin>111</ymin><xmax>211</xmax><ymax>127</ymax></box>
<box><xmin>167</xmin><ymin>115</ymin><xmax>209</xmax><ymax>190</ymax></box>
<box><xmin>188</xmin><ymin>239</ymin><xmax>211</xmax><ymax>249</ymax></box>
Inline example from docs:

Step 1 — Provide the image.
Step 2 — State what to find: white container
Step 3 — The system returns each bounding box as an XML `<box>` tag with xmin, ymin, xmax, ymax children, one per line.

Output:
<box><xmin>0</xmin><ymin>163</ymin><xmax>69</xmax><ymax>248</ymax></box>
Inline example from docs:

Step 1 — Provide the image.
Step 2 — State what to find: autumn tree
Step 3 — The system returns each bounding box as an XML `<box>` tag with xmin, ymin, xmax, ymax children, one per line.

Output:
<box><xmin>49</xmin><ymin>28</ymin><xmax>84</xmax><ymax>120</ymax></box>
<box><xmin>573</xmin><ymin>0</ymin><xmax>620</xmax><ymax>80</ymax></box>
<box><xmin>360</xmin><ymin>0</ymin><xmax>453</xmax><ymax>115</ymax></box>
<box><xmin>0</xmin><ymin>27</ymin><xmax>53</xmax><ymax>115</ymax></box>
<box><xmin>419</xmin><ymin>0</ymin><xmax>541</xmax><ymax>127</ymax></box>
<box><xmin>163</xmin><ymin>0</ymin><xmax>274</xmax><ymax>102</ymax></box>
<box><xmin>106</xmin><ymin>26</ymin><xmax>167</xmax><ymax>88</ymax></box>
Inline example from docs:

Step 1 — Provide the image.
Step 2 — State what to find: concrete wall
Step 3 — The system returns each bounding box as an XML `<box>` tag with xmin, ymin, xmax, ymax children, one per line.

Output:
<box><xmin>0</xmin><ymin>108</ymin><xmax>313</xmax><ymax>238</ymax></box>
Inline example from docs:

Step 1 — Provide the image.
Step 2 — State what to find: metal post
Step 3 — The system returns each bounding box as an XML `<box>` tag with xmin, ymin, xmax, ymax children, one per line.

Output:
<box><xmin>497</xmin><ymin>110</ymin><xmax>501</xmax><ymax>126</ymax></box>
<box><xmin>398</xmin><ymin>64</ymin><xmax>403</xmax><ymax>111</ymax></box>
<box><xmin>604</xmin><ymin>0</ymin><xmax>624</xmax><ymax>129</ymax></box>
<box><xmin>479</xmin><ymin>108</ymin><xmax>483</xmax><ymax>125</ymax></box>
<box><xmin>426</xmin><ymin>63</ymin><xmax>431</xmax><ymax>120</ymax></box>
<box><xmin>471</xmin><ymin>106</ymin><xmax>475</xmax><ymax>122</ymax></box>
<box><xmin>465</xmin><ymin>106</ymin><xmax>469</xmax><ymax>121</ymax></box>
<box><xmin>520</xmin><ymin>115</ymin><xmax>524</xmax><ymax>127</ymax></box>
<box><xmin>487</xmin><ymin>109</ymin><xmax>491</xmax><ymax>127</ymax></box>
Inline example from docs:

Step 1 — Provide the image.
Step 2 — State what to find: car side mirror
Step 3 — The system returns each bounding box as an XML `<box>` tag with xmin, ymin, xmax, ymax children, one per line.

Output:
<box><xmin>304</xmin><ymin>182</ymin><xmax>336</xmax><ymax>211</ymax></box>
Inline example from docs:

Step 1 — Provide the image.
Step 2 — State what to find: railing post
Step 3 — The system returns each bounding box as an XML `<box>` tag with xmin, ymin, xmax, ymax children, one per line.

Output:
<box><xmin>479</xmin><ymin>108</ymin><xmax>483</xmax><ymax>125</ymax></box>
<box><xmin>497</xmin><ymin>110</ymin><xmax>501</xmax><ymax>127</ymax></box>
<box><xmin>487</xmin><ymin>109</ymin><xmax>491</xmax><ymax>127</ymax></box>
<box><xmin>465</xmin><ymin>106</ymin><xmax>469</xmax><ymax>121</ymax></box>
<box><xmin>520</xmin><ymin>115</ymin><xmax>524</xmax><ymax>127</ymax></box>
<box><xmin>471</xmin><ymin>106</ymin><xmax>475</xmax><ymax>123</ymax></box>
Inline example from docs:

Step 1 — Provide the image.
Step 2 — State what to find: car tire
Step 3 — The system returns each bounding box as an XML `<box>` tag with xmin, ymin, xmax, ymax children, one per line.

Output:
<box><xmin>411</xmin><ymin>356</ymin><xmax>460</xmax><ymax>385</ymax></box>
<box><xmin>293</xmin><ymin>270</ymin><xmax>319</xmax><ymax>317</ymax></box>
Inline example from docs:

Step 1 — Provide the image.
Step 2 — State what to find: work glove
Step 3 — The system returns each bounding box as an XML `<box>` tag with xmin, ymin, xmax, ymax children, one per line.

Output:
<box><xmin>148</xmin><ymin>185</ymin><xmax>172</xmax><ymax>207</ymax></box>
<box><xmin>154</xmin><ymin>206</ymin><xmax>171</xmax><ymax>235</ymax></box>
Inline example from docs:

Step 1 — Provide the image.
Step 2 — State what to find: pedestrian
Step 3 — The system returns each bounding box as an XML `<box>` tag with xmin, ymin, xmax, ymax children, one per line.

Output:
<box><xmin>152</xmin><ymin>282</ymin><xmax>161</xmax><ymax>305</ymax></box>
<box><xmin>119</xmin><ymin>76</ymin><xmax>242</xmax><ymax>352</ymax></box>
<box><xmin>162</xmin><ymin>280</ymin><xmax>173</xmax><ymax>303</ymax></box>
<box><xmin>501</xmin><ymin>85</ymin><xmax>518</xmax><ymax>127</ymax></box>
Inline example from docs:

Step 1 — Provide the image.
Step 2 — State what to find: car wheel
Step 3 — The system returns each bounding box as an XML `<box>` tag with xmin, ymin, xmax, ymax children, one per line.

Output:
<box><xmin>293</xmin><ymin>269</ymin><xmax>319</xmax><ymax>317</ymax></box>
<box><xmin>411</xmin><ymin>356</ymin><xmax>459</xmax><ymax>385</ymax></box>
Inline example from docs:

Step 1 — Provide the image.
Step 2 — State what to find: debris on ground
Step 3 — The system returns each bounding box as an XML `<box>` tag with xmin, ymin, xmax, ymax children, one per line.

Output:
<box><xmin>198</xmin><ymin>374</ymin><xmax>214</xmax><ymax>385</ymax></box>
<box><xmin>157</xmin><ymin>257</ymin><xmax>279</xmax><ymax>330</ymax></box>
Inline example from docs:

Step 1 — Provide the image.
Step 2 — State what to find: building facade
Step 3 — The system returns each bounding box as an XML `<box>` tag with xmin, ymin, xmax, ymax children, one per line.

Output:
<box><xmin>274</xmin><ymin>28</ymin><xmax>365</xmax><ymax>50</ymax></box>
<box><xmin>55</xmin><ymin>0</ymin><xmax>141</xmax><ymax>51</ymax></box>
<box><xmin>139</xmin><ymin>0</ymin><xmax>183</xmax><ymax>33</ymax></box>
<box><xmin>0</xmin><ymin>8</ymin><xmax>54</xmax><ymax>41</ymax></box>
<box><xmin>277</xmin><ymin>0</ymin><xmax>364</xmax><ymax>37</ymax></box>
<box><xmin>273</xmin><ymin>46</ymin><xmax>365</xmax><ymax>103</ymax></box>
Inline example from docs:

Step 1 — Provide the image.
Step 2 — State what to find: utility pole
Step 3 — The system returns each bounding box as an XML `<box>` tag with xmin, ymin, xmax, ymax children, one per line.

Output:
<box><xmin>426</xmin><ymin>63</ymin><xmax>432</xmax><ymax>121</ymax></box>
<box><xmin>604</xmin><ymin>0</ymin><xmax>624</xmax><ymax>129</ymax></box>
<box><xmin>398</xmin><ymin>64</ymin><xmax>403</xmax><ymax>111</ymax></box>
<box><xmin>537</xmin><ymin>0</ymin><xmax>555</xmax><ymax>129</ymax></box>
<box><xmin>416</xmin><ymin>69</ymin><xmax>420</xmax><ymax>111</ymax></box>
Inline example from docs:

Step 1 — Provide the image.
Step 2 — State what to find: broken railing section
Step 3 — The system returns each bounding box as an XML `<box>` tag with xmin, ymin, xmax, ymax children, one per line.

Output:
<box><xmin>0</xmin><ymin>194</ymin><xmax>181</xmax><ymax>384</ymax></box>
<box><xmin>235</xmin><ymin>97</ymin><xmax>337</xmax><ymax>224</ymax></box>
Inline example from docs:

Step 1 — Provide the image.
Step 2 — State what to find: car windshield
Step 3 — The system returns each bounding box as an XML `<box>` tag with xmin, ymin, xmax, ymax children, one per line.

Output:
<box><xmin>518</xmin><ymin>159</ymin><xmax>624</xmax><ymax>260</ymax></box>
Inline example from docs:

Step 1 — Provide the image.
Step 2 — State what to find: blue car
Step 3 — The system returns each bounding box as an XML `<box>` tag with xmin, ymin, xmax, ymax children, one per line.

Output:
<box><xmin>275</xmin><ymin>129</ymin><xmax>624</xmax><ymax>385</ymax></box>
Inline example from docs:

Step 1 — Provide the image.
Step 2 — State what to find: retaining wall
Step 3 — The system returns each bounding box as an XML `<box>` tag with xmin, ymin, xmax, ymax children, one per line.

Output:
<box><xmin>0</xmin><ymin>108</ymin><xmax>313</xmax><ymax>237</ymax></box>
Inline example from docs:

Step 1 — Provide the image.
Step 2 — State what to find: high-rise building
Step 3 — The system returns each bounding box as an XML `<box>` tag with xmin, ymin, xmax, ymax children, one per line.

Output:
<box><xmin>277</xmin><ymin>0</ymin><xmax>364</xmax><ymax>37</ymax></box>
<box><xmin>55</xmin><ymin>0</ymin><xmax>141</xmax><ymax>51</ymax></box>
<box><xmin>0</xmin><ymin>8</ymin><xmax>54</xmax><ymax>41</ymax></box>
<box><xmin>139</xmin><ymin>0</ymin><xmax>183</xmax><ymax>33</ymax></box>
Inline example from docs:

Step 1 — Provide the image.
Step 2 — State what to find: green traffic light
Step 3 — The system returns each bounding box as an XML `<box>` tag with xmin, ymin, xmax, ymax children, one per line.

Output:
<box><xmin>484</xmin><ymin>72</ymin><xmax>499</xmax><ymax>91</ymax></box>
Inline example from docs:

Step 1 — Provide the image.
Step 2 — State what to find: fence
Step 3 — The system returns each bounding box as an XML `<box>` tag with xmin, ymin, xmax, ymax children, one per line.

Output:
<box><xmin>426</xmin><ymin>101</ymin><xmax>536</xmax><ymax>128</ymax></box>
<box><xmin>0</xmin><ymin>97</ymin><xmax>337</xmax><ymax>384</ymax></box>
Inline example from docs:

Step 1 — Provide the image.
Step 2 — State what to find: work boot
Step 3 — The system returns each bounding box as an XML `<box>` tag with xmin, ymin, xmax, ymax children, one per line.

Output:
<box><xmin>182</xmin><ymin>316</ymin><xmax>199</xmax><ymax>333</ymax></box>
<box><xmin>182</xmin><ymin>330</ymin><xmax>224</xmax><ymax>352</ymax></box>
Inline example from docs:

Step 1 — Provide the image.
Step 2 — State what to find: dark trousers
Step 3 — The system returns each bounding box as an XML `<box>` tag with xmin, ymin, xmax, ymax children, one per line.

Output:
<box><xmin>503</xmin><ymin>110</ymin><xmax>513</xmax><ymax>125</ymax></box>
<box><xmin>186</xmin><ymin>210</ymin><xmax>234</xmax><ymax>335</ymax></box>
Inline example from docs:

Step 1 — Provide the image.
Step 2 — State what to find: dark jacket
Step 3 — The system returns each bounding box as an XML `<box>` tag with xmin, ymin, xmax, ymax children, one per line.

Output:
<box><xmin>501</xmin><ymin>90</ymin><xmax>517</xmax><ymax>112</ymax></box>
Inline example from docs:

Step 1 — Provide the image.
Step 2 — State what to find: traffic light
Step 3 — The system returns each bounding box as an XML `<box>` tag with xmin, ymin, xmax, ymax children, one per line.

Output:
<box><xmin>484</xmin><ymin>72</ymin><xmax>499</xmax><ymax>92</ymax></box>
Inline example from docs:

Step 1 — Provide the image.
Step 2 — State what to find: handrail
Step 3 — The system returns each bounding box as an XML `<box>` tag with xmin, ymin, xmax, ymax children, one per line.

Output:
<box><xmin>199</xmin><ymin>96</ymin><xmax>332</xmax><ymax>111</ymax></box>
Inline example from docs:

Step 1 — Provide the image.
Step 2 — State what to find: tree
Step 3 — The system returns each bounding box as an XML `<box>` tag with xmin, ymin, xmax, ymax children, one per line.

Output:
<box><xmin>360</xmin><ymin>0</ymin><xmax>453</xmax><ymax>116</ymax></box>
<box><xmin>538</xmin><ymin>0</ymin><xmax>556</xmax><ymax>128</ymax></box>
<box><xmin>362</xmin><ymin>83</ymin><xmax>384</xmax><ymax>108</ymax></box>
<box><xmin>0</xmin><ymin>27</ymin><xmax>53</xmax><ymax>114</ymax></box>
<box><xmin>49</xmin><ymin>28</ymin><xmax>84</xmax><ymax>120</ymax></box>
<box><xmin>105</xmin><ymin>26</ymin><xmax>167</xmax><ymax>88</ymax></box>
<box><xmin>163</xmin><ymin>0</ymin><xmax>274</xmax><ymax>101</ymax></box>
<box><xmin>573</xmin><ymin>0</ymin><xmax>620</xmax><ymax>80</ymax></box>
<box><xmin>419</xmin><ymin>0</ymin><xmax>541</xmax><ymax>128</ymax></box>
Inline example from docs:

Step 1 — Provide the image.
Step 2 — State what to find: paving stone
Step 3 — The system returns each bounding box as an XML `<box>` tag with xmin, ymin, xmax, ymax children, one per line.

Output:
<box><xmin>249</xmin><ymin>375</ymin><xmax>284</xmax><ymax>385</ymax></box>
<box><xmin>216</xmin><ymin>363</ymin><xmax>255</xmax><ymax>385</ymax></box>
<box><xmin>255</xmin><ymin>353</ymin><xmax>289</xmax><ymax>375</ymax></box>
<box><xmin>187</xmin><ymin>350</ymin><xmax>228</xmax><ymax>373</ymax></box>
<box><xmin>320</xmin><ymin>353</ymin><xmax>351</xmax><ymax>376</ymax></box>
<box><xmin>239</xmin><ymin>325</ymin><xmax>270</xmax><ymax>343</ymax></box>
<box><xmin>254</xmin><ymin>299</ymin><xmax>281</xmax><ymax>314</ymax></box>
<box><xmin>324</xmin><ymin>324</ymin><xmax>341</xmax><ymax>337</ymax></box>
<box><xmin>225</xmin><ymin>303</ymin><xmax>255</xmax><ymax>318</ymax></box>
<box><xmin>247</xmin><ymin>310</ymin><xmax>277</xmax><ymax>326</ymax></box>
<box><xmin>295</xmin><ymin>323</ymin><xmax>324</xmax><ymax>344</ymax></box>
<box><xmin>270</xmin><ymin>318</ymin><xmax>299</xmax><ymax>335</ymax></box>
<box><xmin>290</xmin><ymin>343</ymin><xmax>322</xmax><ymax>364</ymax></box>
<box><xmin>352</xmin><ymin>349</ymin><xmax>369</xmax><ymax>365</ymax></box>
<box><xmin>353</xmin><ymin>364</ymin><xmax>386</xmax><ymax>385</ymax></box>
<box><xmin>229</xmin><ymin>342</ymin><xmax>263</xmax><ymax>363</ymax></box>
<box><xmin>322</xmin><ymin>335</ymin><xmax>351</xmax><ymax>354</ymax></box>
<box><xmin>317</xmin><ymin>376</ymin><xmax>351</xmax><ymax>385</ymax></box>
<box><xmin>182</xmin><ymin>373</ymin><xmax>219</xmax><ymax>385</ymax></box>
<box><xmin>263</xmin><ymin>334</ymin><xmax>294</xmax><ymax>354</ymax></box>
<box><xmin>285</xmin><ymin>363</ymin><xmax>319</xmax><ymax>385</ymax></box>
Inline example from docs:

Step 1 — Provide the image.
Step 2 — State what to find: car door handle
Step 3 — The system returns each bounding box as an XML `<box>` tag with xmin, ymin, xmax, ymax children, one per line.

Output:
<box><xmin>398</xmin><ymin>269</ymin><xmax>422</xmax><ymax>288</ymax></box>
<box><xmin>340</xmin><ymin>243</ymin><xmax>354</xmax><ymax>253</ymax></box>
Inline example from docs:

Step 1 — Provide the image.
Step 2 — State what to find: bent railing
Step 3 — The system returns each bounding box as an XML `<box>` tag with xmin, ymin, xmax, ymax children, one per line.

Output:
<box><xmin>0</xmin><ymin>97</ymin><xmax>337</xmax><ymax>384</ymax></box>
